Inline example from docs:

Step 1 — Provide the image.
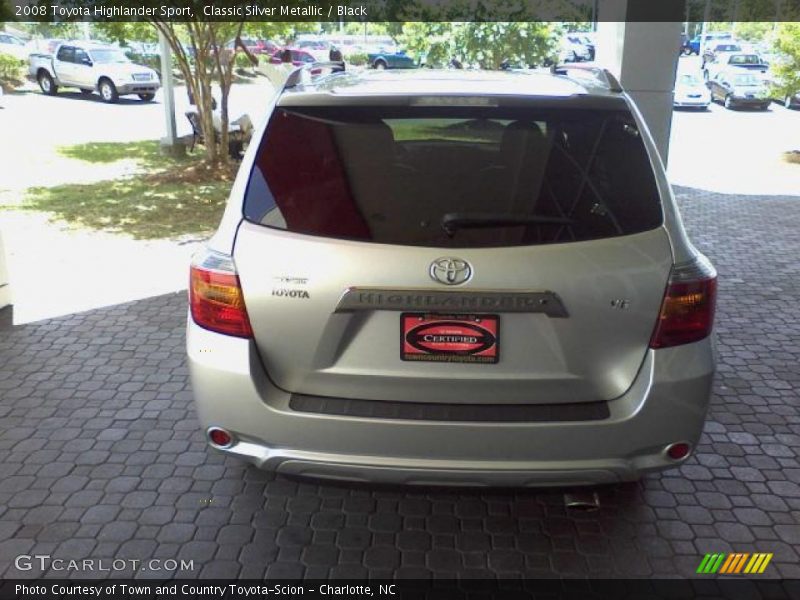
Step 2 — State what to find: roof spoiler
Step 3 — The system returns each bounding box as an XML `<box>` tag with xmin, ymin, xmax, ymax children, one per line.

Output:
<box><xmin>283</xmin><ymin>61</ymin><xmax>346</xmax><ymax>90</ymax></box>
<box><xmin>550</xmin><ymin>64</ymin><xmax>623</xmax><ymax>93</ymax></box>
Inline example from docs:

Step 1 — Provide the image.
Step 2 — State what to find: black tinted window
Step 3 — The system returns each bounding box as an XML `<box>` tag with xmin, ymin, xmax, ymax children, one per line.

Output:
<box><xmin>56</xmin><ymin>46</ymin><xmax>74</xmax><ymax>62</ymax></box>
<box><xmin>244</xmin><ymin>106</ymin><xmax>663</xmax><ymax>248</ymax></box>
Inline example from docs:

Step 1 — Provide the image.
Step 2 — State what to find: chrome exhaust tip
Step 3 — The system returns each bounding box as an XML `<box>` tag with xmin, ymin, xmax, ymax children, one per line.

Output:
<box><xmin>564</xmin><ymin>490</ymin><xmax>600</xmax><ymax>512</ymax></box>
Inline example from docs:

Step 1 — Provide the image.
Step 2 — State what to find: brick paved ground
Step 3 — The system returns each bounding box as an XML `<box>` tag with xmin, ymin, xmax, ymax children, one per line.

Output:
<box><xmin>0</xmin><ymin>186</ymin><xmax>799</xmax><ymax>580</ymax></box>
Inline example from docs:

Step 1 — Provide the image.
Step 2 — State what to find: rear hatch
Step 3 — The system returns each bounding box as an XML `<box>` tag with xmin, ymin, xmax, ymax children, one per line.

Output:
<box><xmin>234</xmin><ymin>93</ymin><xmax>672</xmax><ymax>404</ymax></box>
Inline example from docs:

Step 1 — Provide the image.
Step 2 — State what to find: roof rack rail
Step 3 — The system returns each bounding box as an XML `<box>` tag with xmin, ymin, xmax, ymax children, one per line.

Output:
<box><xmin>283</xmin><ymin>61</ymin><xmax>346</xmax><ymax>90</ymax></box>
<box><xmin>550</xmin><ymin>64</ymin><xmax>623</xmax><ymax>93</ymax></box>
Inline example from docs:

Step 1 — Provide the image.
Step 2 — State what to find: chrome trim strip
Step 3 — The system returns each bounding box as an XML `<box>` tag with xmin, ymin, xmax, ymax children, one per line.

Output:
<box><xmin>334</xmin><ymin>288</ymin><xmax>569</xmax><ymax>317</ymax></box>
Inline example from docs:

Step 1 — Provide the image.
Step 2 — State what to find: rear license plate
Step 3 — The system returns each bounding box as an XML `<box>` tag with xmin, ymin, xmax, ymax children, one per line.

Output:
<box><xmin>401</xmin><ymin>313</ymin><xmax>499</xmax><ymax>364</ymax></box>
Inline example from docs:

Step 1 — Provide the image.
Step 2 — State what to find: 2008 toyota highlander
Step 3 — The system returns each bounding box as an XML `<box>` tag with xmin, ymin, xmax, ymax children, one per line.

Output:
<box><xmin>187</xmin><ymin>67</ymin><xmax>717</xmax><ymax>486</ymax></box>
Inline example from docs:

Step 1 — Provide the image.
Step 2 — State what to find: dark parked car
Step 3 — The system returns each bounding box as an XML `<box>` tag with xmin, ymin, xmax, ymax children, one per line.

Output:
<box><xmin>251</xmin><ymin>39</ymin><xmax>279</xmax><ymax>55</ymax></box>
<box><xmin>701</xmin><ymin>42</ymin><xmax>742</xmax><ymax>67</ymax></box>
<box><xmin>685</xmin><ymin>32</ymin><xmax>732</xmax><ymax>55</ymax></box>
<box><xmin>708</xmin><ymin>70</ymin><xmax>771</xmax><ymax>110</ymax></box>
<box><xmin>269</xmin><ymin>48</ymin><xmax>316</xmax><ymax>67</ymax></box>
<box><xmin>679</xmin><ymin>33</ymin><xmax>691</xmax><ymax>55</ymax></box>
<box><xmin>368</xmin><ymin>49</ymin><xmax>417</xmax><ymax>70</ymax></box>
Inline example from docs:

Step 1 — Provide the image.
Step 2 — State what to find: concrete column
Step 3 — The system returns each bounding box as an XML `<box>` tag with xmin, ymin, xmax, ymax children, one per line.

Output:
<box><xmin>595</xmin><ymin>0</ymin><xmax>685</xmax><ymax>164</ymax></box>
<box><xmin>158</xmin><ymin>30</ymin><xmax>184</xmax><ymax>157</ymax></box>
<box><xmin>0</xmin><ymin>230</ymin><xmax>11</xmax><ymax>311</ymax></box>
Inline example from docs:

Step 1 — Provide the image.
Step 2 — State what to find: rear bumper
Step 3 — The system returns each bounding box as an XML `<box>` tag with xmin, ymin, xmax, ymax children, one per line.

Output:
<box><xmin>116</xmin><ymin>82</ymin><xmax>160</xmax><ymax>95</ymax></box>
<box><xmin>729</xmin><ymin>96</ymin><xmax>770</xmax><ymax>107</ymax></box>
<box><xmin>674</xmin><ymin>98</ymin><xmax>710</xmax><ymax>108</ymax></box>
<box><xmin>187</xmin><ymin>318</ymin><xmax>714</xmax><ymax>487</ymax></box>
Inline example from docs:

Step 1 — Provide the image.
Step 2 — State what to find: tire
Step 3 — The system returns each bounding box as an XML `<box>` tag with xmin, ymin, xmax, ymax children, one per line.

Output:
<box><xmin>724</xmin><ymin>95</ymin><xmax>734</xmax><ymax>110</ymax></box>
<box><xmin>138</xmin><ymin>93</ymin><xmax>155</xmax><ymax>102</ymax></box>
<box><xmin>786</xmin><ymin>96</ymin><xmax>796</xmax><ymax>110</ymax></box>
<box><xmin>38</xmin><ymin>71</ymin><xmax>58</xmax><ymax>95</ymax></box>
<box><xmin>373</xmin><ymin>59</ymin><xmax>387</xmax><ymax>70</ymax></box>
<box><xmin>98</xmin><ymin>79</ymin><xmax>119</xmax><ymax>103</ymax></box>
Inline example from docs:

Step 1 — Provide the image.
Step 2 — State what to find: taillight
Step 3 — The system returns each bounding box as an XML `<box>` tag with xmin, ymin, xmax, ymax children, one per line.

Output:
<box><xmin>190</xmin><ymin>249</ymin><xmax>253</xmax><ymax>338</ymax></box>
<box><xmin>649</xmin><ymin>255</ymin><xmax>717</xmax><ymax>349</ymax></box>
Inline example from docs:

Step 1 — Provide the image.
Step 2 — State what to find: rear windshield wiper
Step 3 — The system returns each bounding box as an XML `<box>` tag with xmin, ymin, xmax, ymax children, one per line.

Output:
<box><xmin>441</xmin><ymin>212</ymin><xmax>575</xmax><ymax>236</ymax></box>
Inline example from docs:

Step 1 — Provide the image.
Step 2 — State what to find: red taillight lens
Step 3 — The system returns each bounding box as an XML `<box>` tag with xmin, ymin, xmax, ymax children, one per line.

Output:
<box><xmin>650</xmin><ymin>257</ymin><xmax>717</xmax><ymax>349</ymax></box>
<box><xmin>190</xmin><ymin>260</ymin><xmax>253</xmax><ymax>338</ymax></box>
<box><xmin>666</xmin><ymin>442</ymin><xmax>691</xmax><ymax>461</ymax></box>
<box><xmin>208</xmin><ymin>427</ymin><xmax>233</xmax><ymax>447</ymax></box>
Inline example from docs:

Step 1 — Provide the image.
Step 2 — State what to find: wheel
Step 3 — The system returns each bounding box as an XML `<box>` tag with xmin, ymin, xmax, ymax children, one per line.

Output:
<box><xmin>138</xmin><ymin>93</ymin><xmax>155</xmax><ymax>102</ymax></box>
<box><xmin>98</xmin><ymin>79</ymin><xmax>118</xmax><ymax>103</ymax></box>
<box><xmin>724</xmin><ymin>95</ymin><xmax>734</xmax><ymax>110</ymax></box>
<box><xmin>38</xmin><ymin>71</ymin><xmax>58</xmax><ymax>95</ymax></box>
<box><xmin>79</xmin><ymin>89</ymin><xmax>92</xmax><ymax>96</ymax></box>
<box><xmin>373</xmin><ymin>59</ymin><xmax>387</xmax><ymax>70</ymax></box>
<box><xmin>786</xmin><ymin>96</ymin><xmax>796</xmax><ymax>110</ymax></box>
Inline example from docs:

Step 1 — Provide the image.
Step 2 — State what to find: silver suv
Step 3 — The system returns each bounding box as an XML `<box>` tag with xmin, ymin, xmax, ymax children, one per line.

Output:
<box><xmin>187</xmin><ymin>67</ymin><xmax>717</xmax><ymax>486</ymax></box>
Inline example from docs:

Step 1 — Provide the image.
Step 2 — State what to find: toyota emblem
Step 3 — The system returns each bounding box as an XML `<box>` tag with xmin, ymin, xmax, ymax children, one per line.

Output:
<box><xmin>429</xmin><ymin>257</ymin><xmax>473</xmax><ymax>286</ymax></box>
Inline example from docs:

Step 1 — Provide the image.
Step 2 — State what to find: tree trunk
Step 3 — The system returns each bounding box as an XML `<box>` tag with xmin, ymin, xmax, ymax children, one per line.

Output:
<box><xmin>150</xmin><ymin>21</ymin><xmax>245</xmax><ymax>167</ymax></box>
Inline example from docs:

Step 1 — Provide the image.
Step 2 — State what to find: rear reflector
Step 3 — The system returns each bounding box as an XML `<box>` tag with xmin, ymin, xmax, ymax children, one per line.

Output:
<box><xmin>649</xmin><ymin>255</ymin><xmax>717</xmax><ymax>349</ymax></box>
<box><xmin>666</xmin><ymin>442</ymin><xmax>691</xmax><ymax>461</ymax></box>
<box><xmin>190</xmin><ymin>249</ymin><xmax>253</xmax><ymax>338</ymax></box>
<box><xmin>208</xmin><ymin>427</ymin><xmax>234</xmax><ymax>447</ymax></box>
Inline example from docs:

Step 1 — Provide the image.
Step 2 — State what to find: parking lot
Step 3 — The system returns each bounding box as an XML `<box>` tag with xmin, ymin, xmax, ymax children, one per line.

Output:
<box><xmin>0</xmin><ymin>69</ymin><xmax>800</xmax><ymax>580</ymax></box>
<box><xmin>670</xmin><ymin>54</ymin><xmax>800</xmax><ymax>196</ymax></box>
<box><xmin>1</xmin><ymin>183</ymin><xmax>799</xmax><ymax>579</ymax></box>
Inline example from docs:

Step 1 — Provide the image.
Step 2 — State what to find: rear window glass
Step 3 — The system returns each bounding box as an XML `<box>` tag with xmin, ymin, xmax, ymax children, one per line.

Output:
<box><xmin>243</xmin><ymin>106</ymin><xmax>663</xmax><ymax>248</ymax></box>
<box><xmin>729</xmin><ymin>54</ymin><xmax>760</xmax><ymax>65</ymax></box>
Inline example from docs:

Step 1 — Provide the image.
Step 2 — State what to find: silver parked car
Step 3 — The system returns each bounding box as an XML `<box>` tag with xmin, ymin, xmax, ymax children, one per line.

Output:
<box><xmin>673</xmin><ymin>72</ymin><xmax>711</xmax><ymax>109</ymax></box>
<box><xmin>187</xmin><ymin>68</ymin><xmax>717</xmax><ymax>487</ymax></box>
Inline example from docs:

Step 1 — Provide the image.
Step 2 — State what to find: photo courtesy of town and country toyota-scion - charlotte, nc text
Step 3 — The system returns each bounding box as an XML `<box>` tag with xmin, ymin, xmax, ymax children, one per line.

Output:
<box><xmin>13</xmin><ymin>583</ymin><xmax>397</xmax><ymax>598</ymax></box>
<box><xmin>18</xmin><ymin>2</ymin><xmax>369</xmax><ymax>18</ymax></box>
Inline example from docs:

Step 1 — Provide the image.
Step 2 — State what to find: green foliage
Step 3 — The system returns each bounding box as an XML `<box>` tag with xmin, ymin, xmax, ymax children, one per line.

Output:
<box><xmin>235</xmin><ymin>51</ymin><xmax>254</xmax><ymax>70</ymax></box>
<box><xmin>124</xmin><ymin>52</ymin><xmax>161</xmax><ymax>74</ymax></box>
<box><xmin>458</xmin><ymin>22</ymin><xmax>559</xmax><ymax>69</ymax></box>
<box><xmin>401</xmin><ymin>23</ymin><xmax>453</xmax><ymax>68</ymax></box>
<box><xmin>23</xmin><ymin>178</ymin><xmax>229</xmax><ymax>240</ymax></box>
<box><xmin>0</xmin><ymin>52</ymin><xmax>25</xmax><ymax>89</ymax></box>
<box><xmin>0</xmin><ymin>3</ymin><xmax>15</xmax><ymax>20</ymax></box>
<box><xmin>21</xmin><ymin>141</ymin><xmax>231</xmax><ymax>239</ymax></box>
<box><xmin>345</xmin><ymin>51</ymin><xmax>369</xmax><ymax>66</ymax></box>
<box><xmin>732</xmin><ymin>22</ymin><xmax>773</xmax><ymax>42</ymax></box>
<box><xmin>58</xmin><ymin>140</ymin><xmax>169</xmax><ymax>167</ymax></box>
<box><xmin>401</xmin><ymin>21</ymin><xmax>558</xmax><ymax>70</ymax></box>
<box><xmin>13</xmin><ymin>22</ymin><xmax>81</xmax><ymax>39</ymax></box>
<box><xmin>92</xmin><ymin>23</ymin><xmax>156</xmax><ymax>46</ymax></box>
<box><xmin>242</xmin><ymin>22</ymin><xmax>298</xmax><ymax>44</ymax></box>
<box><xmin>772</xmin><ymin>22</ymin><xmax>800</xmax><ymax>100</ymax></box>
